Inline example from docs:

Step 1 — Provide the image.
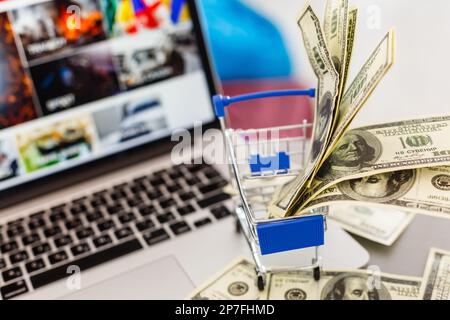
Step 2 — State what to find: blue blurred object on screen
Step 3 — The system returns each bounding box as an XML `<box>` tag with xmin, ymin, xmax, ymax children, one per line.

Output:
<box><xmin>198</xmin><ymin>0</ymin><xmax>293</xmax><ymax>80</ymax></box>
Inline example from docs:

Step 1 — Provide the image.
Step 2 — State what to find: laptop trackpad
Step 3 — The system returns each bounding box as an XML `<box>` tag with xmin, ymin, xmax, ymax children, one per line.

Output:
<box><xmin>61</xmin><ymin>256</ymin><xmax>195</xmax><ymax>300</ymax></box>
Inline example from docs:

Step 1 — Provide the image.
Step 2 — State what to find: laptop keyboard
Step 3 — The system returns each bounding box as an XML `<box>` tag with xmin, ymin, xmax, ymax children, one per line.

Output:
<box><xmin>0</xmin><ymin>163</ymin><xmax>231</xmax><ymax>299</ymax></box>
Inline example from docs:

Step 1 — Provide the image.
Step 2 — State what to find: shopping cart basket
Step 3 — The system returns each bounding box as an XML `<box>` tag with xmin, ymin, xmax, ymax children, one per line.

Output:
<box><xmin>213</xmin><ymin>89</ymin><xmax>328</xmax><ymax>290</ymax></box>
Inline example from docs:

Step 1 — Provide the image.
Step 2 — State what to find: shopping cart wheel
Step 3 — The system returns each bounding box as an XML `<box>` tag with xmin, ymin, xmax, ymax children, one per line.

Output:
<box><xmin>313</xmin><ymin>266</ymin><xmax>321</xmax><ymax>281</ymax></box>
<box><xmin>257</xmin><ymin>274</ymin><xmax>266</xmax><ymax>291</ymax></box>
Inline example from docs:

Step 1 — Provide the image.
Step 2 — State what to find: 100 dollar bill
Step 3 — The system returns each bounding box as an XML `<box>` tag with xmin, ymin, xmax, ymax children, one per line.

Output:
<box><xmin>268</xmin><ymin>5</ymin><xmax>338</xmax><ymax>218</ymax></box>
<box><xmin>302</xmin><ymin>166</ymin><xmax>450</xmax><ymax>219</ymax></box>
<box><xmin>274</xmin><ymin>28</ymin><xmax>396</xmax><ymax>218</ymax></box>
<box><xmin>340</xmin><ymin>5</ymin><xmax>358</xmax><ymax>96</ymax></box>
<box><xmin>420</xmin><ymin>248</ymin><xmax>450</xmax><ymax>300</ymax></box>
<box><xmin>300</xmin><ymin>115</ymin><xmax>450</xmax><ymax>210</ymax></box>
<box><xmin>266</xmin><ymin>269</ymin><xmax>421</xmax><ymax>300</ymax></box>
<box><xmin>324</xmin><ymin>0</ymin><xmax>348</xmax><ymax>101</ymax></box>
<box><xmin>322</xmin><ymin>28</ymin><xmax>395</xmax><ymax>164</ymax></box>
<box><xmin>329</xmin><ymin>204</ymin><xmax>414</xmax><ymax>246</ymax></box>
<box><xmin>187</xmin><ymin>258</ymin><xmax>267</xmax><ymax>300</ymax></box>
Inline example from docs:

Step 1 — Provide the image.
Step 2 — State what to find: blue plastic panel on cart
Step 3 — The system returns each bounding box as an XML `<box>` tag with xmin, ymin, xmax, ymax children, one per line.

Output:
<box><xmin>257</xmin><ymin>215</ymin><xmax>324</xmax><ymax>255</ymax></box>
<box><xmin>249</xmin><ymin>152</ymin><xmax>290</xmax><ymax>174</ymax></box>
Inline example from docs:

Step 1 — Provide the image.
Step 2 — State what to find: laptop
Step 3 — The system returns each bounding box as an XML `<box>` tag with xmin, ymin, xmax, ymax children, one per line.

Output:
<box><xmin>0</xmin><ymin>0</ymin><xmax>368</xmax><ymax>300</ymax></box>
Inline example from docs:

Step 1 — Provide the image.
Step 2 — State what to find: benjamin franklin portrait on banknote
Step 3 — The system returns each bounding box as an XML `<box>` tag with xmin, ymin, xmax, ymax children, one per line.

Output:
<box><xmin>339</xmin><ymin>170</ymin><xmax>416</xmax><ymax>202</ymax></box>
<box><xmin>317</xmin><ymin>130</ymin><xmax>382</xmax><ymax>180</ymax></box>
<box><xmin>321</xmin><ymin>273</ymin><xmax>391</xmax><ymax>300</ymax></box>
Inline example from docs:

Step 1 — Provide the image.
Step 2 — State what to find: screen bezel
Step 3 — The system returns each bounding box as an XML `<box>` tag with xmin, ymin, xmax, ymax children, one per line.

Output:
<box><xmin>0</xmin><ymin>0</ymin><xmax>220</xmax><ymax>209</ymax></box>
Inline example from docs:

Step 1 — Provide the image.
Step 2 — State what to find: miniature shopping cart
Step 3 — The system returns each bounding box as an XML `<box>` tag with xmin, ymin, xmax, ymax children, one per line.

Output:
<box><xmin>213</xmin><ymin>89</ymin><xmax>327</xmax><ymax>290</ymax></box>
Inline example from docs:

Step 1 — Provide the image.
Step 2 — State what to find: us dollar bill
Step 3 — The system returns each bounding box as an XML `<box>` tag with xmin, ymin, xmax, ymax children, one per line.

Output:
<box><xmin>329</xmin><ymin>204</ymin><xmax>414</xmax><ymax>246</ymax></box>
<box><xmin>299</xmin><ymin>115</ymin><xmax>450</xmax><ymax>209</ymax></box>
<box><xmin>301</xmin><ymin>166</ymin><xmax>450</xmax><ymax>219</ymax></box>
<box><xmin>307</xmin><ymin>27</ymin><xmax>395</xmax><ymax>198</ymax></box>
<box><xmin>323</xmin><ymin>28</ymin><xmax>395</xmax><ymax>164</ymax></box>
<box><xmin>341</xmin><ymin>5</ymin><xmax>358</xmax><ymax>95</ymax></box>
<box><xmin>323</xmin><ymin>0</ymin><xmax>348</xmax><ymax>91</ymax></box>
<box><xmin>268</xmin><ymin>4</ymin><xmax>339</xmax><ymax>218</ymax></box>
<box><xmin>266</xmin><ymin>269</ymin><xmax>421</xmax><ymax>300</ymax></box>
<box><xmin>187</xmin><ymin>258</ymin><xmax>267</xmax><ymax>300</ymax></box>
<box><xmin>420</xmin><ymin>248</ymin><xmax>450</xmax><ymax>300</ymax></box>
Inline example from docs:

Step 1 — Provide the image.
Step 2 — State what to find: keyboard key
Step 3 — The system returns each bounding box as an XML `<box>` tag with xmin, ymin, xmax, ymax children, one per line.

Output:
<box><xmin>7</xmin><ymin>218</ymin><xmax>24</xmax><ymax>227</ymax></box>
<box><xmin>70</xmin><ymin>204</ymin><xmax>87</xmax><ymax>216</ymax></box>
<box><xmin>0</xmin><ymin>258</ymin><xmax>6</xmax><ymax>269</ymax></box>
<box><xmin>113</xmin><ymin>183</ymin><xmax>128</xmax><ymax>191</ymax></box>
<box><xmin>149</xmin><ymin>177</ymin><xmax>165</xmax><ymax>187</ymax></box>
<box><xmin>54</xmin><ymin>235</ymin><xmax>73</xmax><ymax>248</ymax></box>
<box><xmin>135</xmin><ymin>219</ymin><xmax>154</xmax><ymax>232</ymax></box>
<box><xmin>32</xmin><ymin>243</ymin><xmax>51</xmax><ymax>256</ymax></box>
<box><xmin>138</xmin><ymin>205</ymin><xmax>156</xmax><ymax>217</ymax></box>
<box><xmin>127</xmin><ymin>196</ymin><xmax>144</xmax><ymax>208</ymax></box>
<box><xmin>2</xmin><ymin>267</ymin><xmax>23</xmax><ymax>282</ymax></box>
<box><xmin>143</xmin><ymin>229</ymin><xmax>170</xmax><ymax>246</ymax></box>
<box><xmin>187</xmin><ymin>163</ymin><xmax>206</xmax><ymax>173</ymax></box>
<box><xmin>93</xmin><ymin>235</ymin><xmax>112</xmax><ymax>248</ymax></box>
<box><xmin>1</xmin><ymin>280</ymin><xmax>28</xmax><ymax>300</ymax></box>
<box><xmin>168</xmin><ymin>170</ymin><xmax>183</xmax><ymax>180</ymax></box>
<box><xmin>25</xmin><ymin>259</ymin><xmax>46</xmax><ymax>273</ymax></box>
<box><xmin>9</xmin><ymin>251</ymin><xmax>28</xmax><ymax>265</ymax></box>
<box><xmin>0</xmin><ymin>241</ymin><xmax>18</xmax><ymax>254</ymax></box>
<box><xmin>118</xmin><ymin>212</ymin><xmax>136</xmax><ymax>224</ymax></box>
<box><xmin>177</xmin><ymin>204</ymin><xmax>195</xmax><ymax>216</ymax></box>
<box><xmin>71</xmin><ymin>243</ymin><xmax>91</xmax><ymax>256</ymax></box>
<box><xmin>30</xmin><ymin>239</ymin><xmax>142</xmax><ymax>289</ymax></box>
<box><xmin>153</xmin><ymin>169</ymin><xmax>166</xmax><ymax>177</ymax></box>
<box><xmin>114</xmin><ymin>227</ymin><xmax>133</xmax><ymax>240</ymax></box>
<box><xmin>146</xmin><ymin>189</ymin><xmax>163</xmax><ymax>200</ymax></box>
<box><xmin>198</xmin><ymin>181</ymin><xmax>227</xmax><ymax>195</ymax></box>
<box><xmin>157</xmin><ymin>212</ymin><xmax>175</xmax><ymax>224</ymax></box>
<box><xmin>198</xmin><ymin>193</ymin><xmax>230</xmax><ymax>209</ymax></box>
<box><xmin>28</xmin><ymin>219</ymin><xmax>46</xmax><ymax>230</ymax></box>
<box><xmin>97</xmin><ymin>220</ymin><xmax>115</xmax><ymax>232</ymax></box>
<box><xmin>44</xmin><ymin>226</ymin><xmax>62</xmax><ymax>238</ymax></box>
<box><xmin>110</xmin><ymin>191</ymin><xmax>126</xmax><ymax>201</ymax></box>
<box><xmin>107</xmin><ymin>204</ymin><xmax>124</xmax><ymax>215</ymax></box>
<box><xmin>93</xmin><ymin>190</ymin><xmax>108</xmax><ymax>197</ymax></box>
<box><xmin>72</xmin><ymin>196</ymin><xmax>87</xmax><ymax>204</ymax></box>
<box><xmin>49</xmin><ymin>210</ymin><xmax>66</xmax><ymax>222</ymax></box>
<box><xmin>65</xmin><ymin>218</ymin><xmax>83</xmax><ymax>230</ymax></box>
<box><xmin>204</xmin><ymin>168</ymin><xmax>221</xmax><ymax>179</ymax></box>
<box><xmin>159</xmin><ymin>198</ymin><xmax>176</xmax><ymax>209</ymax></box>
<box><xmin>86</xmin><ymin>210</ymin><xmax>103</xmax><ymax>222</ymax></box>
<box><xmin>90</xmin><ymin>197</ymin><xmax>108</xmax><ymax>208</ymax></box>
<box><xmin>166</xmin><ymin>183</ymin><xmax>182</xmax><ymax>193</ymax></box>
<box><xmin>48</xmin><ymin>251</ymin><xmax>69</xmax><ymax>265</ymax></box>
<box><xmin>30</xmin><ymin>211</ymin><xmax>45</xmax><ymax>220</ymax></box>
<box><xmin>7</xmin><ymin>225</ymin><xmax>25</xmax><ymax>238</ymax></box>
<box><xmin>185</xmin><ymin>176</ymin><xmax>201</xmax><ymax>186</ymax></box>
<box><xmin>179</xmin><ymin>191</ymin><xmax>196</xmax><ymax>201</ymax></box>
<box><xmin>169</xmin><ymin>221</ymin><xmax>191</xmax><ymax>235</ymax></box>
<box><xmin>22</xmin><ymin>233</ymin><xmax>40</xmax><ymax>246</ymax></box>
<box><xmin>133</xmin><ymin>175</ymin><xmax>147</xmax><ymax>183</ymax></box>
<box><xmin>76</xmin><ymin>227</ymin><xmax>95</xmax><ymax>240</ymax></box>
<box><xmin>211</xmin><ymin>206</ymin><xmax>232</xmax><ymax>220</ymax></box>
<box><xmin>194</xmin><ymin>218</ymin><xmax>212</xmax><ymax>228</ymax></box>
<box><xmin>130</xmin><ymin>184</ymin><xmax>146</xmax><ymax>194</ymax></box>
<box><xmin>50</xmin><ymin>204</ymin><xmax>66</xmax><ymax>213</ymax></box>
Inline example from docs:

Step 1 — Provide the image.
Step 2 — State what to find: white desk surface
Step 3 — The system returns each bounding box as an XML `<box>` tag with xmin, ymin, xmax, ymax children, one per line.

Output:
<box><xmin>242</xmin><ymin>0</ymin><xmax>450</xmax><ymax>277</ymax></box>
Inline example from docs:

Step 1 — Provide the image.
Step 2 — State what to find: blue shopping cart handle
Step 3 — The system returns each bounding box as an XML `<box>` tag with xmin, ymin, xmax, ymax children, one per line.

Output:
<box><xmin>213</xmin><ymin>88</ymin><xmax>316</xmax><ymax>118</ymax></box>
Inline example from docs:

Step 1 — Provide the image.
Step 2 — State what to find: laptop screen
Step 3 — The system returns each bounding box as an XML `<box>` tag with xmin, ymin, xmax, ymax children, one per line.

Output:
<box><xmin>0</xmin><ymin>0</ymin><xmax>215</xmax><ymax>192</ymax></box>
